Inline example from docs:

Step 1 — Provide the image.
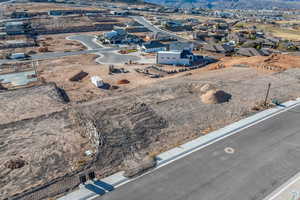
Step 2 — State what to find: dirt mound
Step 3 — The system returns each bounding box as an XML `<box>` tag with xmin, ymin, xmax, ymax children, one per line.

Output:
<box><xmin>117</xmin><ymin>79</ymin><xmax>130</xmax><ymax>84</ymax></box>
<box><xmin>4</xmin><ymin>158</ymin><xmax>26</xmax><ymax>170</ymax></box>
<box><xmin>201</xmin><ymin>89</ymin><xmax>231</xmax><ymax>104</ymax></box>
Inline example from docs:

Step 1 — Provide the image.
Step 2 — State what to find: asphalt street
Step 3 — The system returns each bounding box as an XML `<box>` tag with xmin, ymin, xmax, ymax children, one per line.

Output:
<box><xmin>131</xmin><ymin>16</ymin><xmax>186</xmax><ymax>41</ymax></box>
<box><xmin>0</xmin><ymin>34</ymin><xmax>136</xmax><ymax>65</ymax></box>
<box><xmin>95</xmin><ymin>51</ymin><xmax>140</xmax><ymax>64</ymax></box>
<box><xmin>131</xmin><ymin>16</ymin><xmax>205</xmax><ymax>45</ymax></box>
<box><xmin>0</xmin><ymin>49</ymin><xmax>98</xmax><ymax>65</ymax></box>
<box><xmin>98</xmin><ymin>104</ymin><xmax>300</xmax><ymax>200</ymax></box>
<box><xmin>67</xmin><ymin>35</ymin><xmax>104</xmax><ymax>50</ymax></box>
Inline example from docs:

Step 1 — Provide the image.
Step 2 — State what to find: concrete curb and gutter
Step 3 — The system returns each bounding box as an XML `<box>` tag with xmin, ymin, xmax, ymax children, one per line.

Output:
<box><xmin>60</xmin><ymin>97</ymin><xmax>300</xmax><ymax>200</ymax></box>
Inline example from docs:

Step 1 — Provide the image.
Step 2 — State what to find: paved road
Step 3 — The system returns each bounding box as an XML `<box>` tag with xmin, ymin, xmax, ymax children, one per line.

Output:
<box><xmin>0</xmin><ymin>34</ymin><xmax>136</xmax><ymax>65</ymax></box>
<box><xmin>97</xmin><ymin>105</ymin><xmax>300</xmax><ymax>200</ymax></box>
<box><xmin>131</xmin><ymin>16</ymin><xmax>205</xmax><ymax>45</ymax></box>
<box><xmin>131</xmin><ymin>16</ymin><xmax>186</xmax><ymax>42</ymax></box>
<box><xmin>95</xmin><ymin>51</ymin><xmax>140</xmax><ymax>64</ymax></box>
<box><xmin>0</xmin><ymin>49</ymin><xmax>99</xmax><ymax>65</ymax></box>
<box><xmin>67</xmin><ymin>34</ymin><xmax>140</xmax><ymax>64</ymax></box>
<box><xmin>67</xmin><ymin>35</ymin><xmax>104</xmax><ymax>50</ymax></box>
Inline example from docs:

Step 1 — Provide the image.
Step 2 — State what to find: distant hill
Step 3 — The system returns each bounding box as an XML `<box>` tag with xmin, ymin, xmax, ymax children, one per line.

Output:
<box><xmin>144</xmin><ymin>0</ymin><xmax>300</xmax><ymax>9</ymax></box>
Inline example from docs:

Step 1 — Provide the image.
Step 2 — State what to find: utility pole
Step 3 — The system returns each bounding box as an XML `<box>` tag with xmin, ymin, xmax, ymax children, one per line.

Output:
<box><xmin>264</xmin><ymin>83</ymin><xmax>271</xmax><ymax>106</ymax></box>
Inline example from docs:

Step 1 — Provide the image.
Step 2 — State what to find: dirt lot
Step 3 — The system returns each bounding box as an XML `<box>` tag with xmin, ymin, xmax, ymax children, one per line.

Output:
<box><xmin>5</xmin><ymin>2</ymin><xmax>107</xmax><ymax>13</ymax></box>
<box><xmin>38</xmin><ymin>34</ymin><xmax>87</xmax><ymax>52</ymax></box>
<box><xmin>38</xmin><ymin>54</ymin><xmax>170</xmax><ymax>103</ymax></box>
<box><xmin>208</xmin><ymin>54</ymin><xmax>300</xmax><ymax>71</ymax></box>
<box><xmin>0</xmin><ymin>83</ymin><xmax>67</xmax><ymax>125</ymax></box>
<box><xmin>2</xmin><ymin>53</ymin><xmax>300</xmax><ymax>199</ymax></box>
<box><xmin>37</xmin><ymin>53</ymin><xmax>300</xmax><ymax>103</ymax></box>
<box><xmin>0</xmin><ymin>110</ymin><xmax>92</xmax><ymax>199</ymax></box>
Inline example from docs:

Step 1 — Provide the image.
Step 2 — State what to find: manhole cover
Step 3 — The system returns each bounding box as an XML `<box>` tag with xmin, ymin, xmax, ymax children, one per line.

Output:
<box><xmin>224</xmin><ymin>147</ymin><xmax>235</xmax><ymax>154</ymax></box>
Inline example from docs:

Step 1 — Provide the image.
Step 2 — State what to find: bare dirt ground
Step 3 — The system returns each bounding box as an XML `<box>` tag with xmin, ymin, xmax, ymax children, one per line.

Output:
<box><xmin>0</xmin><ymin>111</ymin><xmax>92</xmax><ymax>199</ymax></box>
<box><xmin>37</xmin><ymin>53</ymin><xmax>300</xmax><ymax>103</ymax></box>
<box><xmin>38</xmin><ymin>34</ymin><xmax>87</xmax><ymax>52</ymax></box>
<box><xmin>207</xmin><ymin>54</ymin><xmax>300</xmax><ymax>71</ymax></box>
<box><xmin>5</xmin><ymin>3</ymin><xmax>106</xmax><ymax>13</ymax></box>
<box><xmin>0</xmin><ymin>83</ymin><xmax>66</xmax><ymax>125</ymax></box>
<box><xmin>38</xmin><ymin>54</ymin><xmax>169</xmax><ymax>103</ymax></box>
<box><xmin>2</xmin><ymin>53</ymin><xmax>300</xmax><ymax>199</ymax></box>
<box><xmin>0</xmin><ymin>32</ymin><xmax>110</xmax><ymax>56</ymax></box>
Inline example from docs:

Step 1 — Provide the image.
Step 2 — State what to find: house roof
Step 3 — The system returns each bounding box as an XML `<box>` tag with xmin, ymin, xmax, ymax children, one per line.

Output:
<box><xmin>180</xmin><ymin>50</ymin><xmax>194</xmax><ymax>59</ymax></box>
<box><xmin>6</xmin><ymin>21</ymin><xmax>24</xmax><ymax>26</ymax></box>
<box><xmin>126</xmin><ymin>21</ymin><xmax>142</xmax><ymax>27</ymax></box>
<box><xmin>202</xmin><ymin>44</ymin><xmax>233</xmax><ymax>53</ymax></box>
<box><xmin>143</xmin><ymin>41</ymin><xmax>166</xmax><ymax>49</ymax></box>
<box><xmin>237</xmin><ymin>48</ymin><xmax>262</xmax><ymax>57</ymax></box>
<box><xmin>169</xmin><ymin>42</ymin><xmax>193</xmax><ymax>51</ymax></box>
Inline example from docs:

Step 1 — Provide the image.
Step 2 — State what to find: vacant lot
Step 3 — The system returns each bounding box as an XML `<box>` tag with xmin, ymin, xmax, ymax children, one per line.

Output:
<box><xmin>3</xmin><ymin>60</ymin><xmax>300</xmax><ymax>199</ymax></box>
<box><xmin>0</xmin><ymin>83</ymin><xmax>66</xmax><ymax>125</ymax></box>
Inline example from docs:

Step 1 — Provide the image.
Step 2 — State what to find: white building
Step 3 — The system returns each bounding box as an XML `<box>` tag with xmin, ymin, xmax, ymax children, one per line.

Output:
<box><xmin>156</xmin><ymin>50</ymin><xmax>196</xmax><ymax>66</ymax></box>
<box><xmin>91</xmin><ymin>76</ymin><xmax>104</xmax><ymax>88</ymax></box>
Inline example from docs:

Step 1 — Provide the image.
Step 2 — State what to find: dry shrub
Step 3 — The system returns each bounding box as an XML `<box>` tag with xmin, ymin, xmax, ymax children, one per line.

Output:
<box><xmin>4</xmin><ymin>158</ymin><xmax>26</xmax><ymax>170</ymax></box>
<box><xmin>201</xmin><ymin>89</ymin><xmax>231</xmax><ymax>104</ymax></box>
<box><xmin>38</xmin><ymin>46</ymin><xmax>49</xmax><ymax>53</ymax></box>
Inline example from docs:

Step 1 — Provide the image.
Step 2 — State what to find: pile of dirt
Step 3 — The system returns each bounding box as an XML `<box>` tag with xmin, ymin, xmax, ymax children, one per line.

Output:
<box><xmin>201</xmin><ymin>89</ymin><xmax>231</xmax><ymax>104</ymax></box>
<box><xmin>117</xmin><ymin>79</ymin><xmax>130</xmax><ymax>84</ymax></box>
<box><xmin>4</xmin><ymin>158</ymin><xmax>26</xmax><ymax>170</ymax></box>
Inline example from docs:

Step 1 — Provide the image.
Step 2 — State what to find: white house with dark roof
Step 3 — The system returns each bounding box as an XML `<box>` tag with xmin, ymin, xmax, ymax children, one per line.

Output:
<box><xmin>156</xmin><ymin>50</ymin><xmax>197</xmax><ymax>66</ymax></box>
<box><xmin>140</xmin><ymin>41</ymin><xmax>167</xmax><ymax>53</ymax></box>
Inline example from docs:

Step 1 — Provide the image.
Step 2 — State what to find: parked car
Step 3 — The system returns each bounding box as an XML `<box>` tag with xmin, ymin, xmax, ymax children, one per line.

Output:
<box><xmin>9</xmin><ymin>53</ymin><xmax>30</xmax><ymax>60</ymax></box>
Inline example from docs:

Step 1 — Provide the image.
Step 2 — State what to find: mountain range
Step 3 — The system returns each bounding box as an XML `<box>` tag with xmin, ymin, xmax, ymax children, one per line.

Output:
<box><xmin>144</xmin><ymin>0</ymin><xmax>300</xmax><ymax>9</ymax></box>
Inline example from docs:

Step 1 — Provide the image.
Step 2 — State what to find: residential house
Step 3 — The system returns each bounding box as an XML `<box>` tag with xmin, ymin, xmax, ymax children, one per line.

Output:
<box><xmin>148</xmin><ymin>32</ymin><xmax>176</xmax><ymax>41</ymax></box>
<box><xmin>193</xmin><ymin>31</ymin><xmax>209</xmax><ymax>41</ymax></box>
<box><xmin>156</xmin><ymin>50</ymin><xmax>202</xmax><ymax>66</ymax></box>
<box><xmin>227</xmin><ymin>32</ymin><xmax>247</xmax><ymax>44</ymax></box>
<box><xmin>202</xmin><ymin>43</ymin><xmax>234</xmax><ymax>54</ymax></box>
<box><xmin>0</xmin><ymin>32</ymin><xmax>6</xmax><ymax>39</ymax></box>
<box><xmin>5</xmin><ymin>21</ymin><xmax>28</xmax><ymax>35</ymax></box>
<box><xmin>140</xmin><ymin>41</ymin><xmax>167</xmax><ymax>53</ymax></box>
<box><xmin>102</xmin><ymin>28</ymin><xmax>141</xmax><ymax>44</ymax></box>
<box><xmin>11</xmin><ymin>11</ymin><xmax>30</xmax><ymax>19</ymax></box>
